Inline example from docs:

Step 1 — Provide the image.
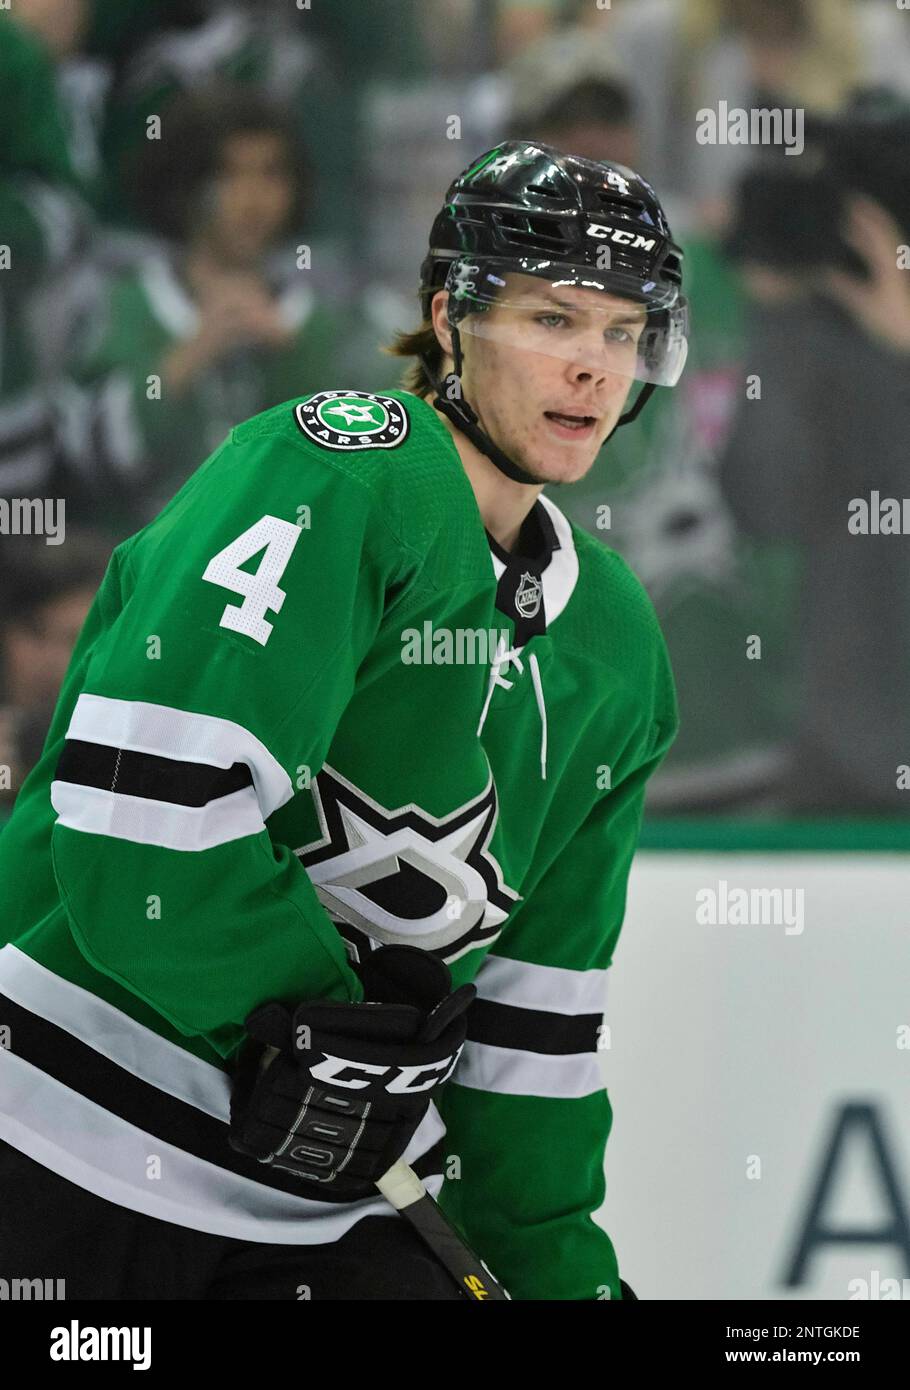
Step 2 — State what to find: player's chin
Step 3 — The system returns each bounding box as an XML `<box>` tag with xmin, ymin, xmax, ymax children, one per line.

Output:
<box><xmin>532</xmin><ymin>435</ymin><xmax>604</xmax><ymax>482</ymax></box>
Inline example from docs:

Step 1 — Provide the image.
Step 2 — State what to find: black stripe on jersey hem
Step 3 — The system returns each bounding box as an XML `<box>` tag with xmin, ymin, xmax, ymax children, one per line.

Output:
<box><xmin>0</xmin><ymin>994</ymin><xmax>443</xmax><ymax>1200</ymax></box>
<box><xmin>467</xmin><ymin>997</ymin><xmax>601</xmax><ymax>1055</ymax></box>
<box><xmin>55</xmin><ymin>739</ymin><xmax>253</xmax><ymax>806</ymax></box>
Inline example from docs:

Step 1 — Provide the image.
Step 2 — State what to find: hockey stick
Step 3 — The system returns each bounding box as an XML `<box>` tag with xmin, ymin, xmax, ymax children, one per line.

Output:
<box><xmin>375</xmin><ymin>1158</ymin><xmax>511</xmax><ymax>1300</ymax></box>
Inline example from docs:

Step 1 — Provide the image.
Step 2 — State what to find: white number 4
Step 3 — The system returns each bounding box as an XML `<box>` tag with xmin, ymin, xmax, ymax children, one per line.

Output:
<box><xmin>202</xmin><ymin>514</ymin><xmax>302</xmax><ymax>646</ymax></box>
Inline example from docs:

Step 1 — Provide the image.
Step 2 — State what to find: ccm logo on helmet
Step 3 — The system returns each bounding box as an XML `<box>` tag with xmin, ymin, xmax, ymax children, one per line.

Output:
<box><xmin>309</xmin><ymin>1048</ymin><xmax>464</xmax><ymax>1093</ymax></box>
<box><xmin>586</xmin><ymin>222</ymin><xmax>657</xmax><ymax>251</ymax></box>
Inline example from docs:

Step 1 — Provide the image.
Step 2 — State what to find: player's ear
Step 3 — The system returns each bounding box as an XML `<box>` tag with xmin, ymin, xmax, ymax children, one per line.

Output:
<box><xmin>430</xmin><ymin>290</ymin><xmax>454</xmax><ymax>356</ymax></box>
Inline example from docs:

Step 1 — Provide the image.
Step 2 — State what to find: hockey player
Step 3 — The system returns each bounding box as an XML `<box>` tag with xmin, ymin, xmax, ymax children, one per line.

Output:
<box><xmin>0</xmin><ymin>141</ymin><xmax>687</xmax><ymax>1299</ymax></box>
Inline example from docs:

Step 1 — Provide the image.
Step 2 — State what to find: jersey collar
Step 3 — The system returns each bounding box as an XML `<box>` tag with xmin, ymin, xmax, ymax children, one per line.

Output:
<box><xmin>485</xmin><ymin>494</ymin><xmax>579</xmax><ymax>644</ymax></box>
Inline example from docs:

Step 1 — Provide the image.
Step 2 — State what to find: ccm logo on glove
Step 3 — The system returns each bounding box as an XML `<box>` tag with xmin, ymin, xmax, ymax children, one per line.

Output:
<box><xmin>307</xmin><ymin>1049</ymin><xmax>464</xmax><ymax>1092</ymax></box>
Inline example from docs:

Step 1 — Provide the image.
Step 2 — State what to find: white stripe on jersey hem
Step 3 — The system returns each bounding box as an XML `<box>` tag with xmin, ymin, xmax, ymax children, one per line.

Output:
<box><xmin>0</xmin><ymin>1051</ymin><xmax>445</xmax><ymax>1243</ymax></box>
<box><xmin>51</xmin><ymin>779</ymin><xmax>266</xmax><ymax>851</ymax></box>
<box><xmin>0</xmin><ymin>945</ymin><xmax>230</xmax><ymax>1119</ymax></box>
<box><xmin>476</xmin><ymin>954</ymin><xmax>608</xmax><ymax>1016</ymax></box>
<box><xmin>454</xmin><ymin>1039</ymin><xmax>604</xmax><ymax>1099</ymax></box>
<box><xmin>65</xmin><ymin>694</ymin><xmax>294</xmax><ymax>819</ymax></box>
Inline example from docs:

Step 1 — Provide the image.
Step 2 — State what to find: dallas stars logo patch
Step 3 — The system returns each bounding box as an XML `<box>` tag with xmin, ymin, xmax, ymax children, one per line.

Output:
<box><xmin>294</xmin><ymin>762</ymin><xmax>521</xmax><ymax>964</ymax></box>
<box><xmin>294</xmin><ymin>391</ymin><xmax>409</xmax><ymax>451</ymax></box>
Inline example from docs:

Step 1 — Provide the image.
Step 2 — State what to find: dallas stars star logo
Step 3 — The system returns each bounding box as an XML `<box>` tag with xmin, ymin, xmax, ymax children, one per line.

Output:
<box><xmin>482</xmin><ymin>151</ymin><xmax>523</xmax><ymax>180</ymax></box>
<box><xmin>294</xmin><ymin>391</ymin><xmax>410</xmax><ymax>451</ymax></box>
<box><xmin>323</xmin><ymin>401</ymin><xmax>386</xmax><ymax>428</ymax></box>
<box><xmin>294</xmin><ymin>762</ymin><xmax>521</xmax><ymax>963</ymax></box>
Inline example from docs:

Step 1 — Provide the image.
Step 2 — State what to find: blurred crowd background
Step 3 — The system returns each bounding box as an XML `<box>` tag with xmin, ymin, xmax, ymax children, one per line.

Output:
<box><xmin>2</xmin><ymin>0</ymin><xmax>910</xmax><ymax>819</ymax></box>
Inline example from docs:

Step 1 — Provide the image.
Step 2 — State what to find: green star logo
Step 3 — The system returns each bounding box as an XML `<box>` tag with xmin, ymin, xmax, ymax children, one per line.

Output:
<box><xmin>319</xmin><ymin>397</ymin><xmax>387</xmax><ymax>433</ymax></box>
<box><xmin>294</xmin><ymin>391</ymin><xmax>410</xmax><ymax>451</ymax></box>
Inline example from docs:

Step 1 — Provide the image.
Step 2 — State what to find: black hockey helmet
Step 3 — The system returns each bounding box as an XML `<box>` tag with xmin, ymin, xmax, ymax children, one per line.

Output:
<box><xmin>418</xmin><ymin>141</ymin><xmax>689</xmax><ymax>483</ymax></box>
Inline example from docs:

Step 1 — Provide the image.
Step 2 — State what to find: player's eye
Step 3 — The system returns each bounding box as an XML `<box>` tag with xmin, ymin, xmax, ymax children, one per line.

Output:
<box><xmin>605</xmin><ymin>326</ymin><xmax>635</xmax><ymax>345</ymax></box>
<box><xmin>535</xmin><ymin>312</ymin><xmax>570</xmax><ymax>329</ymax></box>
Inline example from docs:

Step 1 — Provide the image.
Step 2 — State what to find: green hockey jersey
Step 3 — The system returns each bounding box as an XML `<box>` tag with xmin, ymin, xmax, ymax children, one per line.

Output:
<box><xmin>0</xmin><ymin>388</ymin><xmax>678</xmax><ymax>1300</ymax></box>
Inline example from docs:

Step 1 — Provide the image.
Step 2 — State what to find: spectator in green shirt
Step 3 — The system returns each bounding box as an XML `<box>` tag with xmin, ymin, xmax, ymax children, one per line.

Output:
<box><xmin>62</xmin><ymin>84</ymin><xmax>345</xmax><ymax>537</ymax></box>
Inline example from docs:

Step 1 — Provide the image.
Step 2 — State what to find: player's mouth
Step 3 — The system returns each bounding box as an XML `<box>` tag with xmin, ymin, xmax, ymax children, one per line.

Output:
<box><xmin>543</xmin><ymin>410</ymin><xmax>598</xmax><ymax>441</ymax></box>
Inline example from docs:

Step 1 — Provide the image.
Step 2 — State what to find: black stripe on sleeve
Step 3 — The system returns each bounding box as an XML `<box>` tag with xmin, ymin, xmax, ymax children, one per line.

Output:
<box><xmin>467</xmin><ymin>997</ymin><xmax>602</xmax><ymax>1055</ymax></box>
<box><xmin>0</xmin><ymin>993</ymin><xmax>444</xmax><ymax>1202</ymax></box>
<box><xmin>55</xmin><ymin>739</ymin><xmax>254</xmax><ymax>807</ymax></box>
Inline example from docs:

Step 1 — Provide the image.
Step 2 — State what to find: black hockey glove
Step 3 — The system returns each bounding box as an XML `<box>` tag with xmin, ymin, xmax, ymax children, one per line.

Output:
<box><xmin>228</xmin><ymin>945</ymin><xmax>474</xmax><ymax>1199</ymax></box>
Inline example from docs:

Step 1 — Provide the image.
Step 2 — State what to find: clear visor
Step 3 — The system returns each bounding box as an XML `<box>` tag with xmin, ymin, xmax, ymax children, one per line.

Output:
<box><xmin>445</xmin><ymin>261</ymin><xmax>688</xmax><ymax>387</ymax></box>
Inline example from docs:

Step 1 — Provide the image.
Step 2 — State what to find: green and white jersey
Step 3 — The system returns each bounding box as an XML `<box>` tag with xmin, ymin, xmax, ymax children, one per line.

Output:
<box><xmin>0</xmin><ymin>389</ymin><xmax>677</xmax><ymax>1300</ymax></box>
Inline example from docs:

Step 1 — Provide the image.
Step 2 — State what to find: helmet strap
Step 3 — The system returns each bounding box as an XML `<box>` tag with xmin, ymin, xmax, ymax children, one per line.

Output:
<box><xmin>611</xmin><ymin>380</ymin><xmax>657</xmax><ymax>434</ymax></box>
<box><xmin>421</xmin><ymin>329</ymin><xmax>542</xmax><ymax>486</ymax></box>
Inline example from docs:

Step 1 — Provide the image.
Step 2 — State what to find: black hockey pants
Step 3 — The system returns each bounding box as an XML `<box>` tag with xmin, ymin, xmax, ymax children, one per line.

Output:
<box><xmin>0</xmin><ymin>1139</ymin><xmax>464</xmax><ymax>1300</ymax></box>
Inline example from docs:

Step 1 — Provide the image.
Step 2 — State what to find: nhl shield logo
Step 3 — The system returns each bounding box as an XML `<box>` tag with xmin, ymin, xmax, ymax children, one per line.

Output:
<box><xmin>515</xmin><ymin>572</ymin><xmax>542</xmax><ymax>620</ymax></box>
<box><xmin>295</xmin><ymin>391</ymin><xmax>409</xmax><ymax>451</ymax></box>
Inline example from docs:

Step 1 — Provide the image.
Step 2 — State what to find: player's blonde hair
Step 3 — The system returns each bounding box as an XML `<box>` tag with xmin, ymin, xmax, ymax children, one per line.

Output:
<box><xmin>382</xmin><ymin>321</ymin><xmax>443</xmax><ymax>400</ymax></box>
